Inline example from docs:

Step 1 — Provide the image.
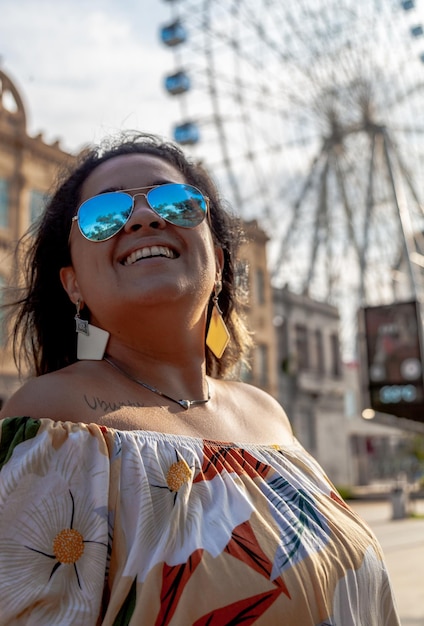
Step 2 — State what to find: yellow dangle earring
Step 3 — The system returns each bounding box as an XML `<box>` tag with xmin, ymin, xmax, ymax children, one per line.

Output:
<box><xmin>206</xmin><ymin>279</ymin><xmax>230</xmax><ymax>359</ymax></box>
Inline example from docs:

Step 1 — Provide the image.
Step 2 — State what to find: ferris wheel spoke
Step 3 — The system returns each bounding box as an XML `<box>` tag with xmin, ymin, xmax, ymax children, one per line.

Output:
<box><xmin>382</xmin><ymin>128</ymin><xmax>419</xmax><ymax>298</ymax></box>
<box><xmin>390</xmin><ymin>137</ymin><xmax>424</xmax><ymax>216</ymax></box>
<box><xmin>385</xmin><ymin>133</ymin><xmax>424</xmax><ymax>267</ymax></box>
<box><xmin>384</xmin><ymin>82</ymin><xmax>424</xmax><ymax>113</ymax></box>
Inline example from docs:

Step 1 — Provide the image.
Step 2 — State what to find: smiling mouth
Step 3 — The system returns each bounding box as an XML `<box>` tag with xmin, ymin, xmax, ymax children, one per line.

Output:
<box><xmin>122</xmin><ymin>246</ymin><xmax>178</xmax><ymax>266</ymax></box>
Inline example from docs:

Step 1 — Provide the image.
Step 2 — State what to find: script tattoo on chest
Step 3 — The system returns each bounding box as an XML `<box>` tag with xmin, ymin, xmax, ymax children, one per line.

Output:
<box><xmin>84</xmin><ymin>395</ymin><xmax>145</xmax><ymax>412</ymax></box>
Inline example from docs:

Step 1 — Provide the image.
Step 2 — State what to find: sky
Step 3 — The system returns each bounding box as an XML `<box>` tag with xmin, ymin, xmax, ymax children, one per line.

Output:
<box><xmin>0</xmin><ymin>0</ymin><xmax>179</xmax><ymax>154</ymax></box>
<box><xmin>2</xmin><ymin>0</ymin><xmax>424</xmax><ymax>157</ymax></box>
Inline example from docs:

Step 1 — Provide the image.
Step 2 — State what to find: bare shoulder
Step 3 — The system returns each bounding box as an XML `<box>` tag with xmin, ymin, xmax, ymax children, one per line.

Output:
<box><xmin>214</xmin><ymin>378</ymin><xmax>294</xmax><ymax>443</ymax></box>
<box><xmin>0</xmin><ymin>371</ymin><xmax>69</xmax><ymax>421</ymax></box>
<box><xmin>217</xmin><ymin>378</ymin><xmax>288</xmax><ymax>412</ymax></box>
<box><xmin>0</xmin><ymin>366</ymin><xmax>86</xmax><ymax>421</ymax></box>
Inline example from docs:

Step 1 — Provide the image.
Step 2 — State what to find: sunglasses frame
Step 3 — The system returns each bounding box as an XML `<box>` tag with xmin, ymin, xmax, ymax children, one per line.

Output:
<box><xmin>71</xmin><ymin>183</ymin><xmax>209</xmax><ymax>242</ymax></box>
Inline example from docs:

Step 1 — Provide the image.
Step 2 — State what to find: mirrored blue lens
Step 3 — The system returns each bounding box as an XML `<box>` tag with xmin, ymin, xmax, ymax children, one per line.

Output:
<box><xmin>77</xmin><ymin>183</ymin><xmax>207</xmax><ymax>242</ymax></box>
<box><xmin>78</xmin><ymin>192</ymin><xmax>133</xmax><ymax>241</ymax></box>
<box><xmin>148</xmin><ymin>184</ymin><xmax>206</xmax><ymax>228</ymax></box>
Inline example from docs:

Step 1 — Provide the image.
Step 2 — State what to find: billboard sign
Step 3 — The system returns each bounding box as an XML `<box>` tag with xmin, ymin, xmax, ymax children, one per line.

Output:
<box><xmin>361</xmin><ymin>300</ymin><xmax>424</xmax><ymax>423</ymax></box>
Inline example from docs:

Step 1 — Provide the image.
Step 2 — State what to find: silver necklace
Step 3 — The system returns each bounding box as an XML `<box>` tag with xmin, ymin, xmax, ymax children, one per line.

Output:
<box><xmin>103</xmin><ymin>355</ymin><xmax>210</xmax><ymax>410</ymax></box>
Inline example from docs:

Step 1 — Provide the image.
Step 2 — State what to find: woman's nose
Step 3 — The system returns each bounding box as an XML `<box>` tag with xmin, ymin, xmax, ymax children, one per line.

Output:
<box><xmin>123</xmin><ymin>194</ymin><xmax>167</xmax><ymax>232</ymax></box>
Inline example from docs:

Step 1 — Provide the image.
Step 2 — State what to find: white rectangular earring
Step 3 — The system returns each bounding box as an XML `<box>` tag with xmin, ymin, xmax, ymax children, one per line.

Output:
<box><xmin>75</xmin><ymin>300</ymin><xmax>110</xmax><ymax>360</ymax></box>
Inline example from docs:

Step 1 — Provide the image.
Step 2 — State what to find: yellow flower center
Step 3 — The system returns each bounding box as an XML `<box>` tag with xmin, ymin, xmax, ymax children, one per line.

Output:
<box><xmin>53</xmin><ymin>528</ymin><xmax>84</xmax><ymax>564</ymax></box>
<box><xmin>166</xmin><ymin>460</ymin><xmax>191</xmax><ymax>491</ymax></box>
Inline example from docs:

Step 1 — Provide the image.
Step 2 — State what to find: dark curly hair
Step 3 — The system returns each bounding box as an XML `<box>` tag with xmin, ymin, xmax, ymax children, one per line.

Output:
<box><xmin>9</xmin><ymin>132</ymin><xmax>252</xmax><ymax>378</ymax></box>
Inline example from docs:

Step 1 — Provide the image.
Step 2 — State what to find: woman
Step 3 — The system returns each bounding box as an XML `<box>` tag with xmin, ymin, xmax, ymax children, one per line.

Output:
<box><xmin>0</xmin><ymin>133</ymin><xmax>399</xmax><ymax>625</ymax></box>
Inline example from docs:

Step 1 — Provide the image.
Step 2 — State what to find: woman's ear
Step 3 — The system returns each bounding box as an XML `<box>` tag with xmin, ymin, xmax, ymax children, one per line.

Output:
<box><xmin>215</xmin><ymin>246</ymin><xmax>225</xmax><ymax>277</ymax></box>
<box><xmin>59</xmin><ymin>266</ymin><xmax>82</xmax><ymax>305</ymax></box>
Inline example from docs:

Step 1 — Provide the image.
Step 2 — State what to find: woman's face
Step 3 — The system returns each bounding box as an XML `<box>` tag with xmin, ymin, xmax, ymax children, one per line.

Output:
<box><xmin>61</xmin><ymin>153</ymin><xmax>223</xmax><ymax>331</ymax></box>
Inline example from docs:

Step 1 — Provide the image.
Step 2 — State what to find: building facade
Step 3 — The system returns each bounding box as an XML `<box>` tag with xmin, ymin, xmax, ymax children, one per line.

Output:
<box><xmin>273</xmin><ymin>287</ymin><xmax>410</xmax><ymax>486</ymax></box>
<box><xmin>238</xmin><ymin>220</ymin><xmax>278</xmax><ymax>397</ymax></box>
<box><xmin>0</xmin><ymin>68</ymin><xmax>74</xmax><ymax>403</ymax></box>
<box><xmin>273</xmin><ymin>288</ymin><xmax>351</xmax><ymax>483</ymax></box>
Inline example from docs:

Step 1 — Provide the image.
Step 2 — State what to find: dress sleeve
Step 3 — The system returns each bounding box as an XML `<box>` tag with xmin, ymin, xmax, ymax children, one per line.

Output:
<box><xmin>0</xmin><ymin>417</ymin><xmax>111</xmax><ymax>626</ymax></box>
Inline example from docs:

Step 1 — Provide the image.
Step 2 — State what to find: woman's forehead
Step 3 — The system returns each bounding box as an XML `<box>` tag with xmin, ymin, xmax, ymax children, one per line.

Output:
<box><xmin>81</xmin><ymin>153</ymin><xmax>186</xmax><ymax>199</ymax></box>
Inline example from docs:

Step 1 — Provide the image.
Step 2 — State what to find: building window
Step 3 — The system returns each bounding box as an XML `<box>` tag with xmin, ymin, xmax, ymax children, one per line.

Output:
<box><xmin>295</xmin><ymin>324</ymin><xmax>309</xmax><ymax>371</ymax></box>
<box><xmin>314</xmin><ymin>329</ymin><xmax>324</xmax><ymax>373</ymax></box>
<box><xmin>330</xmin><ymin>332</ymin><xmax>342</xmax><ymax>377</ymax></box>
<box><xmin>298</xmin><ymin>408</ymin><xmax>317</xmax><ymax>452</ymax></box>
<box><xmin>235</xmin><ymin>260</ymin><xmax>250</xmax><ymax>299</ymax></box>
<box><xmin>256</xmin><ymin>343</ymin><xmax>269</xmax><ymax>387</ymax></box>
<box><xmin>344</xmin><ymin>389</ymin><xmax>357</xmax><ymax>419</ymax></box>
<box><xmin>0</xmin><ymin>274</ymin><xmax>5</xmax><ymax>346</ymax></box>
<box><xmin>254</xmin><ymin>268</ymin><xmax>265</xmax><ymax>305</ymax></box>
<box><xmin>0</xmin><ymin>179</ymin><xmax>9</xmax><ymax>228</ymax></box>
<box><xmin>29</xmin><ymin>189</ymin><xmax>48</xmax><ymax>223</ymax></box>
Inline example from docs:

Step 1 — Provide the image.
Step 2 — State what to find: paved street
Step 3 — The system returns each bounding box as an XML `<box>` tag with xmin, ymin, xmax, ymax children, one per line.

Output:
<box><xmin>350</xmin><ymin>499</ymin><xmax>424</xmax><ymax>625</ymax></box>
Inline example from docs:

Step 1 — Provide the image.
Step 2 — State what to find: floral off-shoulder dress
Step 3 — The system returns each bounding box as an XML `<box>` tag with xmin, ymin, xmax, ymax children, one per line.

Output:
<box><xmin>0</xmin><ymin>417</ymin><xmax>400</xmax><ymax>625</ymax></box>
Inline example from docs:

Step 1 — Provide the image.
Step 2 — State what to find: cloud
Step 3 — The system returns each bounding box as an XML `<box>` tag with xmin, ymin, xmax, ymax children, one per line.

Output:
<box><xmin>0</xmin><ymin>0</ymin><xmax>179</xmax><ymax>152</ymax></box>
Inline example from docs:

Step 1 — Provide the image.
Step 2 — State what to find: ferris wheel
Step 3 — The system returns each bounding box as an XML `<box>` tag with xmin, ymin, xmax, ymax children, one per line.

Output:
<box><xmin>160</xmin><ymin>0</ymin><xmax>424</xmax><ymax>355</ymax></box>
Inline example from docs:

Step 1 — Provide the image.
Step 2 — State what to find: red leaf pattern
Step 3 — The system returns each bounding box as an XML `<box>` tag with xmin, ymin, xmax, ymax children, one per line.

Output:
<box><xmin>193</xmin><ymin>588</ymin><xmax>284</xmax><ymax>625</ymax></box>
<box><xmin>155</xmin><ymin>549</ymin><xmax>203</xmax><ymax>626</ymax></box>
<box><xmin>194</xmin><ymin>444</ymin><xmax>271</xmax><ymax>483</ymax></box>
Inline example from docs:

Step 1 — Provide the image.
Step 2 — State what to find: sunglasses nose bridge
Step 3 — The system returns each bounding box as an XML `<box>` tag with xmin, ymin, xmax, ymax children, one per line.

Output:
<box><xmin>129</xmin><ymin>191</ymin><xmax>148</xmax><ymax>213</ymax></box>
<box><xmin>131</xmin><ymin>191</ymin><xmax>147</xmax><ymax>202</ymax></box>
<box><xmin>131</xmin><ymin>191</ymin><xmax>158</xmax><ymax>216</ymax></box>
<box><xmin>124</xmin><ymin>191</ymin><xmax>165</xmax><ymax>230</ymax></box>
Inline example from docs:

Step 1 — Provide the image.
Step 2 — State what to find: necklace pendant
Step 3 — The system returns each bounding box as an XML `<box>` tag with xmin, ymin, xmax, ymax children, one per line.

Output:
<box><xmin>178</xmin><ymin>399</ymin><xmax>191</xmax><ymax>410</ymax></box>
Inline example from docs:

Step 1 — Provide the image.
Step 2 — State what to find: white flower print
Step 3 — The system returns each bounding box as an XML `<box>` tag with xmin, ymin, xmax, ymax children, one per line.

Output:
<box><xmin>0</xmin><ymin>426</ymin><xmax>109</xmax><ymax>625</ymax></box>
<box><xmin>116</xmin><ymin>433</ymin><xmax>255</xmax><ymax>581</ymax></box>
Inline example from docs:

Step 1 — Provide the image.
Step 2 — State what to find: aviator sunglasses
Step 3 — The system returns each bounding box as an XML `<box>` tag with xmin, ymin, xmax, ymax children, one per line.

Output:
<box><xmin>72</xmin><ymin>183</ymin><xmax>208</xmax><ymax>242</ymax></box>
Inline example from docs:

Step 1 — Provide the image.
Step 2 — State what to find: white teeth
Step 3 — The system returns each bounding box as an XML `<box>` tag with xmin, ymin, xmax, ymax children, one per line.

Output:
<box><xmin>123</xmin><ymin>246</ymin><xmax>176</xmax><ymax>265</ymax></box>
